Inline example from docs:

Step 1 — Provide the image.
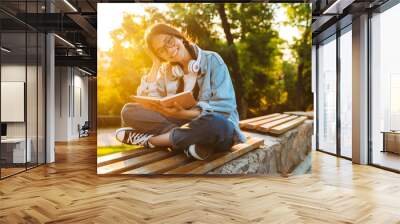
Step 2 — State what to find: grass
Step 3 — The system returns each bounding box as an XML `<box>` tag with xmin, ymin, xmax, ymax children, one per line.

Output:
<box><xmin>97</xmin><ymin>144</ymin><xmax>142</xmax><ymax>157</ymax></box>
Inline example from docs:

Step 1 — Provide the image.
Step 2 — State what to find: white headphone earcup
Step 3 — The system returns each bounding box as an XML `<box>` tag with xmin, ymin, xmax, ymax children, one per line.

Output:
<box><xmin>172</xmin><ymin>65</ymin><xmax>184</xmax><ymax>78</ymax></box>
<box><xmin>188</xmin><ymin>60</ymin><xmax>200</xmax><ymax>73</ymax></box>
<box><xmin>189</xmin><ymin>47</ymin><xmax>202</xmax><ymax>74</ymax></box>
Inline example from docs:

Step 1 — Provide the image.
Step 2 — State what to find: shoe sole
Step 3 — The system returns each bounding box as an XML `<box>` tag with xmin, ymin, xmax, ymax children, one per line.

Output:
<box><xmin>115</xmin><ymin>127</ymin><xmax>134</xmax><ymax>144</ymax></box>
<box><xmin>188</xmin><ymin>145</ymin><xmax>210</xmax><ymax>160</ymax></box>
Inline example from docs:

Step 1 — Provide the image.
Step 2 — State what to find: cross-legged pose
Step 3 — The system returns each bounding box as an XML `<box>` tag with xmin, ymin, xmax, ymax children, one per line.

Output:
<box><xmin>115</xmin><ymin>23</ymin><xmax>246</xmax><ymax>160</ymax></box>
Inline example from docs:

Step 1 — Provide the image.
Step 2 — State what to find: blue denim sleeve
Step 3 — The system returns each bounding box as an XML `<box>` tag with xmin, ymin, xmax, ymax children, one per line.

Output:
<box><xmin>197</xmin><ymin>55</ymin><xmax>237</xmax><ymax>115</ymax></box>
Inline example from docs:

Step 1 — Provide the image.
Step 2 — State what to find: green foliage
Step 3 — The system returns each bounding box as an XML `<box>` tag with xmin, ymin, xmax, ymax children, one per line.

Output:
<box><xmin>283</xmin><ymin>3</ymin><xmax>313</xmax><ymax>111</ymax></box>
<box><xmin>98</xmin><ymin>3</ymin><xmax>312</xmax><ymax>118</ymax></box>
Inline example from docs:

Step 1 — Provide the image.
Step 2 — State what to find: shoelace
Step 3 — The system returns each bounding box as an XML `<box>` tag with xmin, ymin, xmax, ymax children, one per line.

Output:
<box><xmin>127</xmin><ymin>132</ymin><xmax>153</xmax><ymax>146</ymax></box>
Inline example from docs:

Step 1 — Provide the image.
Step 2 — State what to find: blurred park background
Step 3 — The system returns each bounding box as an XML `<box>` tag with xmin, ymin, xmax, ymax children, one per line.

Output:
<box><xmin>98</xmin><ymin>3</ymin><xmax>312</xmax><ymax>129</ymax></box>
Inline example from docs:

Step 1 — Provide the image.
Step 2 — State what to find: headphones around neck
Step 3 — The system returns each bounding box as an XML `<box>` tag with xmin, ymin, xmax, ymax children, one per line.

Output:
<box><xmin>171</xmin><ymin>47</ymin><xmax>202</xmax><ymax>78</ymax></box>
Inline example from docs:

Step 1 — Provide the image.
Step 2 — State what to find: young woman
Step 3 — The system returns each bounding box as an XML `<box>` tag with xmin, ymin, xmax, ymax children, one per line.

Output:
<box><xmin>116</xmin><ymin>23</ymin><xmax>246</xmax><ymax>160</ymax></box>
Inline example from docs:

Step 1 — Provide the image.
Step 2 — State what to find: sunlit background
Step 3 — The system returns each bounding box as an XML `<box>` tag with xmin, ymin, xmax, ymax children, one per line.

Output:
<box><xmin>97</xmin><ymin>3</ymin><xmax>312</xmax><ymax>124</ymax></box>
<box><xmin>98</xmin><ymin>3</ymin><xmax>302</xmax><ymax>60</ymax></box>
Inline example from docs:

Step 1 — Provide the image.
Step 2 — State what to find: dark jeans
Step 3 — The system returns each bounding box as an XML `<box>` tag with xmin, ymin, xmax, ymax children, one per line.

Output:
<box><xmin>121</xmin><ymin>103</ymin><xmax>235</xmax><ymax>152</ymax></box>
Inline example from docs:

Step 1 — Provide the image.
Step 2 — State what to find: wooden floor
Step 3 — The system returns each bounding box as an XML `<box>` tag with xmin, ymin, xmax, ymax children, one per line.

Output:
<box><xmin>1</xmin><ymin>135</ymin><xmax>400</xmax><ymax>223</ymax></box>
<box><xmin>373</xmin><ymin>150</ymin><xmax>400</xmax><ymax>171</ymax></box>
<box><xmin>1</xmin><ymin>167</ymin><xmax>26</xmax><ymax>177</ymax></box>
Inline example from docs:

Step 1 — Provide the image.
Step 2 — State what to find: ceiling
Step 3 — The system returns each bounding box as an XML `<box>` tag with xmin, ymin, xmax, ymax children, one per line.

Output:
<box><xmin>4</xmin><ymin>0</ymin><xmax>393</xmax><ymax>73</ymax></box>
<box><xmin>0</xmin><ymin>0</ymin><xmax>101</xmax><ymax>75</ymax></box>
<box><xmin>312</xmin><ymin>0</ymin><xmax>390</xmax><ymax>43</ymax></box>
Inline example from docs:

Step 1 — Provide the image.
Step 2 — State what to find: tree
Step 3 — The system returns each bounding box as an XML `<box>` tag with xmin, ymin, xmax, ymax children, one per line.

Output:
<box><xmin>98</xmin><ymin>3</ymin><xmax>312</xmax><ymax>121</ymax></box>
<box><xmin>216</xmin><ymin>3</ymin><xmax>247</xmax><ymax>118</ymax></box>
<box><xmin>284</xmin><ymin>3</ymin><xmax>312</xmax><ymax>111</ymax></box>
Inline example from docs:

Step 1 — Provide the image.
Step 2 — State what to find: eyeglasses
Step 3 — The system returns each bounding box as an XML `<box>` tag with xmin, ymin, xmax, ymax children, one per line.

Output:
<box><xmin>156</xmin><ymin>35</ymin><xmax>175</xmax><ymax>56</ymax></box>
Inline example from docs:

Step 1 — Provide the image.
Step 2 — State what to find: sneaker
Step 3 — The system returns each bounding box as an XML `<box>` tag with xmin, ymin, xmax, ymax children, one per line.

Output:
<box><xmin>184</xmin><ymin>144</ymin><xmax>214</xmax><ymax>160</ymax></box>
<box><xmin>115</xmin><ymin>127</ymin><xmax>155</xmax><ymax>148</ymax></box>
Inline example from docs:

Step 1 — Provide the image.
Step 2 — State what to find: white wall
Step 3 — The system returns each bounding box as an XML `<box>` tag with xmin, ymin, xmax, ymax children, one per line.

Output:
<box><xmin>72</xmin><ymin>72</ymin><xmax>89</xmax><ymax>138</ymax></box>
<box><xmin>1</xmin><ymin>64</ymin><xmax>46</xmax><ymax>163</ymax></box>
<box><xmin>1</xmin><ymin>65</ymin><xmax>25</xmax><ymax>130</ymax></box>
<box><xmin>0</xmin><ymin>65</ymin><xmax>38</xmax><ymax>138</ymax></box>
<box><xmin>55</xmin><ymin>67</ymin><xmax>69</xmax><ymax>141</ymax></box>
<box><xmin>1</xmin><ymin>65</ymin><xmax>26</xmax><ymax>141</ymax></box>
<box><xmin>55</xmin><ymin>67</ymin><xmax>89</xmax><ymax>141</ymax></box>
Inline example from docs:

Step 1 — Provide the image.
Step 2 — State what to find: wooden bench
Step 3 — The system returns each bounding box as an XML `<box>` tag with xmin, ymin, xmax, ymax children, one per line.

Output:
<box><xmin>97</xmin><ymin>112</ymin><xmax>310</xmax><ymax>175</ymax></box>
<box><xmin>284</xmin><ymin>111</ymin><xmax>314</xmax><ymax>119</ymax></box>
<box><xmin>239</xmin><ymin>112</ymin><xmax>308</xmax><ymax>135</ymax></box>
<box><xmin>97</xmin><ymin>137</ymin><xmax>264</xmax><ymax>175</ymax></box>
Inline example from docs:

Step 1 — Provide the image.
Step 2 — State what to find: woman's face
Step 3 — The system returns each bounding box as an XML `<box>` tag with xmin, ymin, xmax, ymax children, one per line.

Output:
<box><xmin>150</xmin><ymin>34</ymin><xmax>186</xmax><ymax>63</ymax></box>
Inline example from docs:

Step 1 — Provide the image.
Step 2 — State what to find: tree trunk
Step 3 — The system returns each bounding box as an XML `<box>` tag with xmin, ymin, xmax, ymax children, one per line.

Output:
<box><xmin>216</xmin><ymin>3</ymin><xmax>247</xmax><ymax>119</ymax></box>
<box><xmin>296</xmin><ymin>33</ymin><xmax>309</xmax><ymax>111</ymax></box>
<box><xmin>296</xmin><ymin>61</ymin><xmax>304</xmax><ymax>110</ymax></box>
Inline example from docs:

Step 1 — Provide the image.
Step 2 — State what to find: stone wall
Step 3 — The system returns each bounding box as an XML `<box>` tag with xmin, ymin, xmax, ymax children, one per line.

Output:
<box><xmin>208</xmin><ymin>120</ymin><xmax>313</xmax><ymax>175</ymax></box>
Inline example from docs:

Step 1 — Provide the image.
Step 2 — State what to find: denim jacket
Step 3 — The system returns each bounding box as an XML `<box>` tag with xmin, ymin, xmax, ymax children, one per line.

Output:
<box><xmin>137</xmin><ymin>45</ymin><xmax>246</xmax><ymax>143</ymax></box>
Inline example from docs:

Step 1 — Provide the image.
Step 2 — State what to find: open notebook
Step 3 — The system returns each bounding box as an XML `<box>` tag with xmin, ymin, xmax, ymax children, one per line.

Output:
<box><xmin>130</xmin><ymin>91</ymin><xmax>197</xmax><ymax>109</ymax></box>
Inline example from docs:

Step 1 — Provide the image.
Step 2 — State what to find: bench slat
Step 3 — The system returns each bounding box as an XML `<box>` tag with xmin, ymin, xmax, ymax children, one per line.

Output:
<box><xmin>97</xmin><ymin>150</ymin><xmax>174</xmax><ymax>174</ymax></box>
<box><xmin>246</xmin><ymin>114</ymin><xmax>290</xmax><ymax>129</ymax></box>
<box><xmin>239</xmin><ymin>113</ymin><xmax>280</xmax><ymax>128</ymax></box>
<box><xmin>123</xmin><ymin>154</ymin><xmax>191</xmax><ymax>174</ymax></box>
<box><xmin>269</xmin><ymin>116</ymin><xmax>307</xmax><ymax>135</ymax></box>
<box><xmin>97</xmin><ymin>148</ymin><xmax>160</xmax><ymax>167</ymax></box>
<box><xmin>165</xmin><ymin>152</ymin><xmax>226</xmax><ymax>174</ymax></box>
<box><xmin>284</xmin><ymin>111</ymin><xmax>313</xmax><ymax>119</ymax></box>
<box><xmin>257</xmin><ymin>115</ymin><xmax>299</xmax><ymax>132</ymax></box>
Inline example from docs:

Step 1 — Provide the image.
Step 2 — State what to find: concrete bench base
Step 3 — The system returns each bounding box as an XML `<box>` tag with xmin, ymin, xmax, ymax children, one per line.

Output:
<box><xmin>208</xmin><ymin>120</ymin><xmax>313</xmax><ymax>175</ymax></box>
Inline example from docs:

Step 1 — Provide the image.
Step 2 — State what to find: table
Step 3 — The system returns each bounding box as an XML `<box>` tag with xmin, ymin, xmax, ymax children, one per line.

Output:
<box><xmin>1</xmin><ymin>138</ymin><xmax>32</xmax><ymax>164</ymax></box>
<box><xmin>382</xmin><ymin>131</ymin><xmax>400</xmax><ymax>154</ymax></box>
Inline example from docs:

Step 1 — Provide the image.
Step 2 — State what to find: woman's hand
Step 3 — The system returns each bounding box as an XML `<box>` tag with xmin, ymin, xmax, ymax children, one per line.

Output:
<box><xmin>148</xmin><ymin>102</ymin><xmax>200</xmax><ymax>120</ymax></box>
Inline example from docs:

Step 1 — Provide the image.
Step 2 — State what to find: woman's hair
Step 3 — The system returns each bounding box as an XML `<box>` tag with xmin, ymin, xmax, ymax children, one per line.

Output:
<box><xmin>144</xmin><ymin>23</ymin><xmax>196</xmax><ymax>63</ymax></box>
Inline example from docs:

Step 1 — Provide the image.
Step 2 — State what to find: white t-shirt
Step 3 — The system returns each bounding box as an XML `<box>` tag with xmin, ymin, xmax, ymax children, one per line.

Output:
<box><xmin>183</xmin><ymin>72</ymin><xmax>197</xmax><ymax>92</ymax></box>
<box><xmin>137</xmin><ymin>64</ymin><xmax>197</xmax><ymax>97</ymax></box>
